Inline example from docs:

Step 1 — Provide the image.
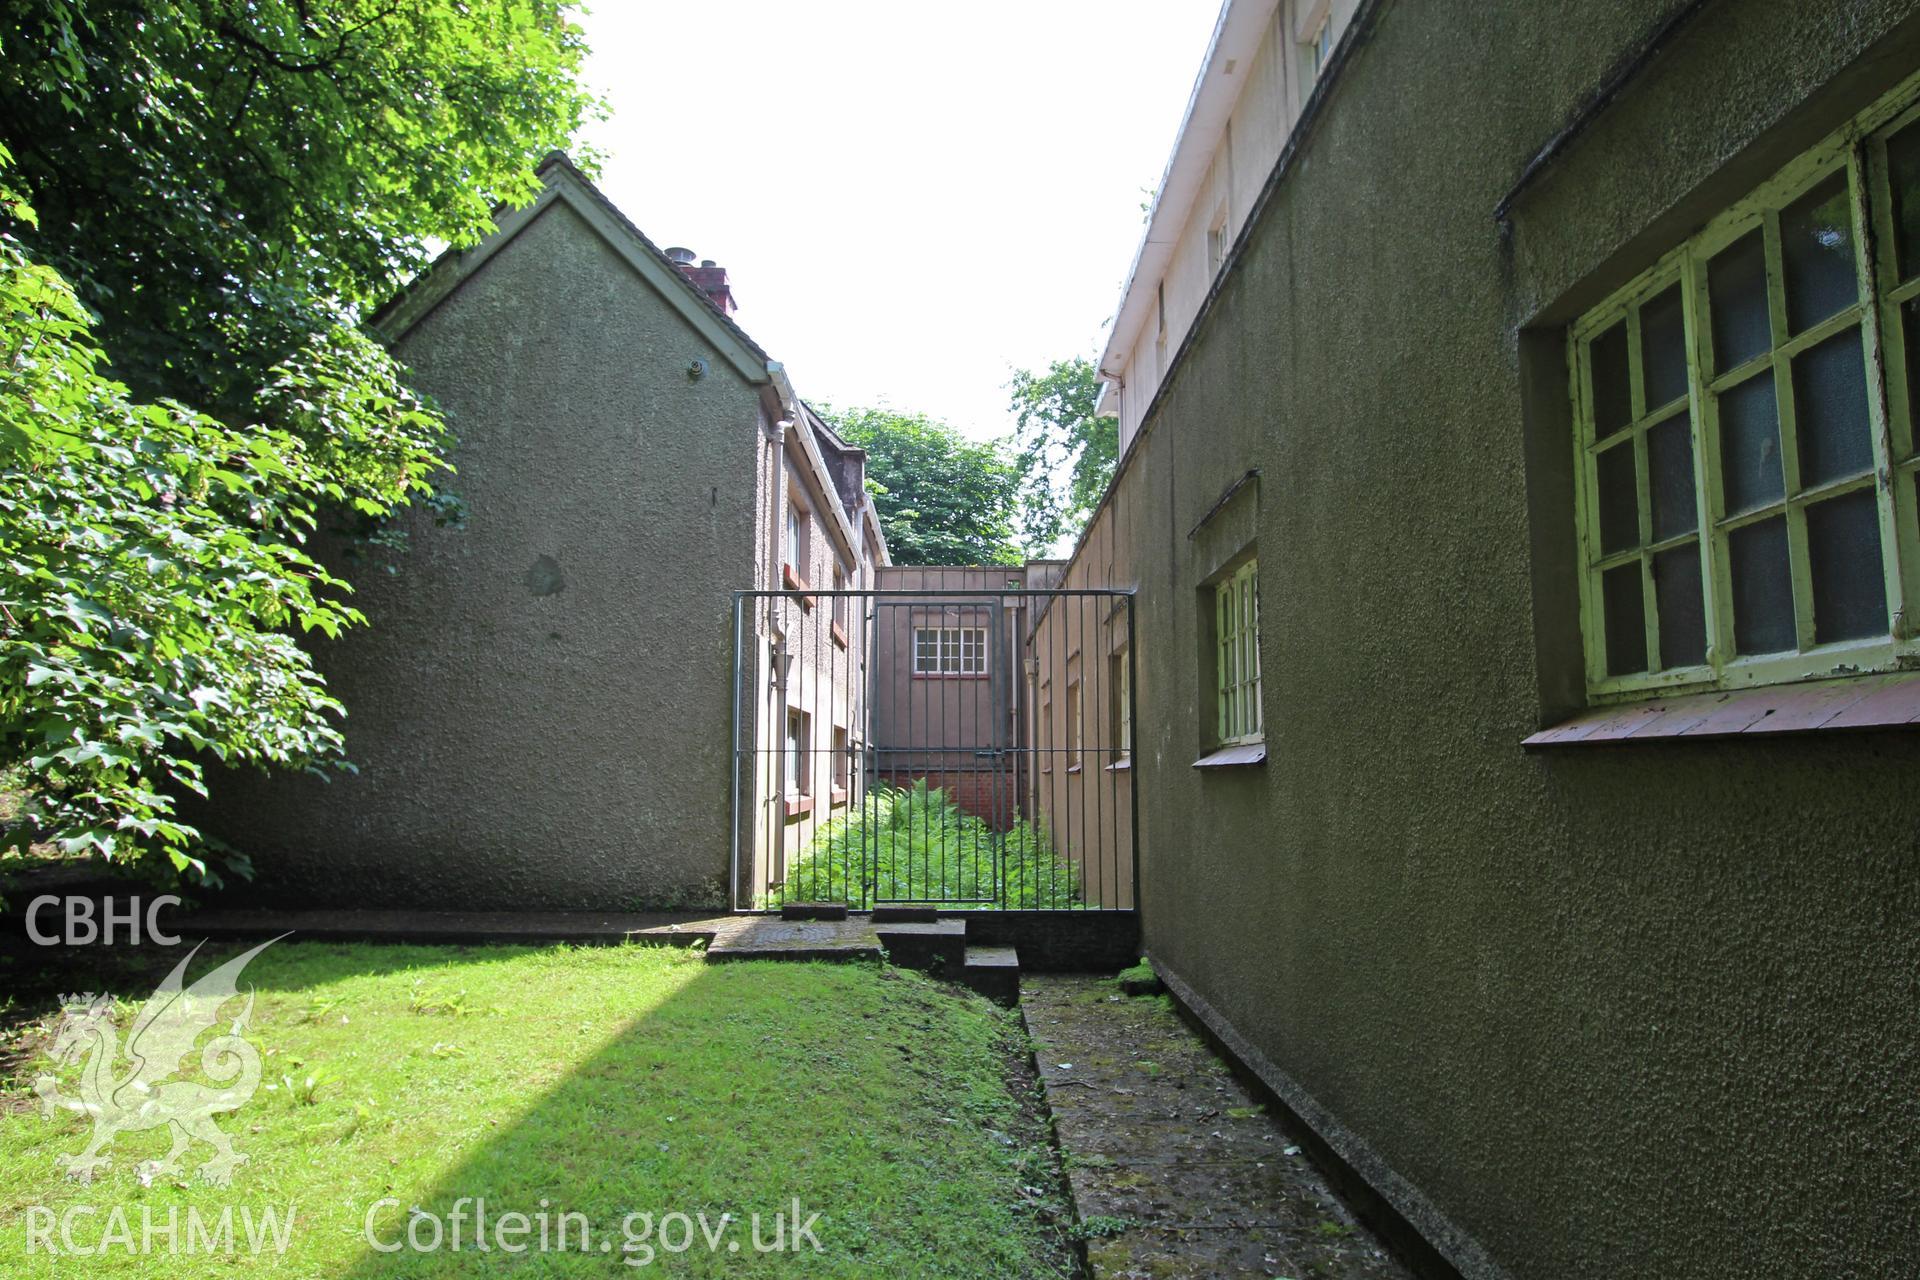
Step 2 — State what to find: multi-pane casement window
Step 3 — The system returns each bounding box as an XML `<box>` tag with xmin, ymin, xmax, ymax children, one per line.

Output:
<box><xmin>1214</xmin><ymin>560</ymin><xmax>1262</xmax><ymax>745</ymax></box>
<box><xmin>912</xmin><ymin>626</ymin><xmax>988</xmax><ymax>676</ymax></box>
<box><xmin>1571</xmin><ymin>81</ymin><xmax>1920</xmax><ymax>700</ymax></box>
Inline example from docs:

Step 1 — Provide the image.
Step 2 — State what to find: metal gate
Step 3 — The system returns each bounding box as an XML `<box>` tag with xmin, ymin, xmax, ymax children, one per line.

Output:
<box><xmin>729</xmin><ymin>586</ymin><xmax>1136</xmax><ymax>912</ymax></box>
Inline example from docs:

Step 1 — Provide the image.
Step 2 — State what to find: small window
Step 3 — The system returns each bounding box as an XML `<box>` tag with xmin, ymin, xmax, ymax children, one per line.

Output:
<box><xmin>912</xmin><ymin>626</ymin><xmax>989</xmax><ymax>675</ymax></box>
<box><xmin>1066</xmin><ymin>680</ymin><xmax>1084</xmax><ymax>771</ymax></box>
<box><xmin>1568</xmin><ymin>80</ymin><xmax>1920</xmax><ymax>700</ymax></box>
<box><xmin>1154</xmin><ymin>282</ymin><xmax>1169</xmax><ymax>376</ymax></box>
<box><xmin>831</xmin><ymin>725</ymin><xmax>849</xmax><ymax>801</ymax></box>
<box><xmin>785</xmin><ymin>501</ymin><xmax>809</xmax><ymax>584</ymax></box>
<box><xmin>1039</xmin><ymin>681</ymin><xmax>1053</xmax><ymax>774</ymax></box>
<box><xmin>1207</xmin><ymin>205</ymin><xmax>1230</xmax><ymax>277</ymax></box>
<box><xmin>785</xmin><ymin>708</ymin><xmax>810</xmax><ymax>798</ymax></box>
<box><xmin>1214</xmin><ymin>560</ymin><xmax>1263</xmax><ymax>746</ymax></box>
<box><xmin>832</xmin><ymin>561</ymin><xmax>849</xmax><ymax>633</ymax></box>
<box><xmin>1111</xmin><ymin>648</ymin><xmax>1132</xmax><ymax>764</ymax></box>
<box><xmin>1305</xmin><ymin>16</ymin><xmax>1331</xmax><ymax>80</ymax></box>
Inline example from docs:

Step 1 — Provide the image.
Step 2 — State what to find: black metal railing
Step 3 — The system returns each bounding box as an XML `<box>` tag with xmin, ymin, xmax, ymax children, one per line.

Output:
<box><xmin>729</xmin><ymin>588</ymin><xmax>1137</xmax><ymax>912</ymax></box>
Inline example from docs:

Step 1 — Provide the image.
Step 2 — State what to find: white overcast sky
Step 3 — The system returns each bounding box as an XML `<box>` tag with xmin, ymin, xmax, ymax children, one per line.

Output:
<box><xmin>576</xmin><ymin>0</ymin><xmax>1222</xmax><ymax>441</ymax></box>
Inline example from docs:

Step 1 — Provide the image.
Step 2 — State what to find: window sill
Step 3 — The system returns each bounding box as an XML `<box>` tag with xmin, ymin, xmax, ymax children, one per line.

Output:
<box><xmin>829</xmin><ymin>786</ymin><xmax>848</xmax><ymax>807</ymax></box>
<box><xmin>1065</xmin><ymin>764</ymin><xmax>1083</xmax><ymax>775</ymax></box>
<box><xmin>1105</xmin><ymin>759</ymin><xmax>1132</xmax><ymax>772</ymax></box>
<box><xmin>910</xmin><ymin>672</ymin><xmax>990</xmax><ymax>681</ymax></box>
<box><xmin>1524</xmin><ymin>672</ymin><xmax>1920</xmax><ymax>747</ymax></box>
<box><xmin>782</xmin><ymin>796</ymin><xmax>813</xmax><ymax>819</ymax></box>
<box><xmin>830</xmin><ymin>621</ymin><xmax>848</xmax><ymax>649</ymax></box>
<box><xmin>782</xmin><ymin>563</ymin><xmax>813</xmax><ymax>609</ymax></box>
<box><xmin>1193</xmin><ymin>742</ymin><xmax>1266</xmax><ymax>768</ymax></box>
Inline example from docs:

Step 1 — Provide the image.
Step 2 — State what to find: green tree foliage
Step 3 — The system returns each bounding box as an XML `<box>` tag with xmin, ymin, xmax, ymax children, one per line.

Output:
<box><xmin>0</xmin><ymin>0</ymin><xmax>597</xmax><ymax>412</ymax></box>
<box><xmin>1006</xmin><ymin>357</ymin><xmax>1117</xmax><ymax>554</ymax></box>
<box><xmin>824</xmin><ymin>406</ymin><xmax>1022</xmax><ymax>566</ymax></box>
<box><xmin>0</xmin><ymin>2</ymin><xmax>596</xmax><ymax>882</ymax></box>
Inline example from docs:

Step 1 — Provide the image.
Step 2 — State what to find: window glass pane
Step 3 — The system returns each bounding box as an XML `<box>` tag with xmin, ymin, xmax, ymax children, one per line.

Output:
<box><xmin>1779</xmin><ymin>172</ymin><xmax>1858</xmax><ymax>334</ymax></box>
<box><xmin>1596</xmin><ymin>440</ymin><xmax>1640</xmax><ymax>554</ymax></box>
<box><xmin>1806</xmin><ymin>489</ymin><xmax>1888</xmax><ymax>643</ymax></box>
<box><xmin>1601</xmin><ymin>563</ymin><xmax>1648</xmax><ymax>677</ymax></box>
<box><xmin>1709</xmin><ymin>230</ymin><xmax>1772</xmax><ymax>373</ymax></box>
<box><xmin>1647</xmin><ymin>411</ymin><xmax>1697</xmax><ymax>540</ymax></box>
<box><xmin>1729</xmin><ymin>515</ymin><xmax>1797</xmax><ymax>655</ymax></box>
<box><xmin>1906</xmin><ymin>300</ymin><xmax>1920</xmax><ymax>449</ymax></box>
<box><xmin>1886</xmin><ymin>119</ymin><xmax>1920</xmax><ymax>281</ymax></box>
<box><xmin>1719</xmin><ymin>373</ymin><xmax>1785</xmax><ymax>513</ymax></box>
<box><xmin>1653</xmin><ymin>543</ymin><xmax>1708</xmax><ymax>669</ymax></box>
<box><xmin>1792</xmin><ymin>327</ymin><xmax>1873</xmax><ymax>487</ymax></box>
<box><xmin>1640</xmin><ymin>285</ymin><xmax>1689</xmax><ymax>411</ymax></box>
<box><xmin>1589</xmin><ymin>322</ymin><xmax>1632</xmax><ymax>436</ymax></box>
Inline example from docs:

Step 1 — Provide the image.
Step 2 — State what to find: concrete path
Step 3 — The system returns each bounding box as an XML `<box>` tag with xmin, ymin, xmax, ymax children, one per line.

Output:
<box><xmin>1023</xmin><ymin>975</ymin><xmax>1413</xmax><ymax>1280</ymax></box>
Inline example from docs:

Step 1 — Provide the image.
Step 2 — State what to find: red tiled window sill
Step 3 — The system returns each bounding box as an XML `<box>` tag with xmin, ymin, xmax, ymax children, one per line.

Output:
<box><xmin>783</xmin><ymin>795</ymin><xmax>813</xmax><ymax>819</ymax></box>
<box><xmin>1524</xmin><ymin>672</ymin><xmax>1920</xmax><ymax>747</ymax></box>
<box><xmin>829</xmin><ymin>786</ymin><xmax>848</xmax><ymax>807</ymax></box>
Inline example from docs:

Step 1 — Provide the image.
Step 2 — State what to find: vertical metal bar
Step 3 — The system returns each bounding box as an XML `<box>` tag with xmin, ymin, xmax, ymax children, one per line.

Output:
<box><xmin>1056</xmin><ymin>580</ymin><xmax>1067</xmax><ymax>911</ymax></box>
<box><xmin>1126</xmin><ymin>593</ymin><xmax>1140</xmax><ymax>914</ymax></box>
<box><xmin>1078</xmin><ymin>593</ymin><xmax>1091</xmax><ymax>911</ymax></box>
<box><xmin>728</xmin><ymin>592</ymin><xmax>745</xmax><ymax>911</ymax></box>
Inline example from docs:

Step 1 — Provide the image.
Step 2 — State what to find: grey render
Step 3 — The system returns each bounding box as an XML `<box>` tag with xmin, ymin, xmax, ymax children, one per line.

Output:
<box><xmin>205</xmin><ymin>155</ymin><xmax>886</xmax><ymax>911</ymax></box>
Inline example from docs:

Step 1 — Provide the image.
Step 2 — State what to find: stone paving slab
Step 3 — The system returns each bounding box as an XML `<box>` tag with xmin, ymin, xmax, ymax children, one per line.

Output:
<box><xmin>1023</xmin><ymin>974</ymin><xmax>1412</xmax><ymax>1280</ymax></box>
<box><xmin>696</xmin><ymin>916</ymin><xmax>883</xmax><ymax>961</ymax></box>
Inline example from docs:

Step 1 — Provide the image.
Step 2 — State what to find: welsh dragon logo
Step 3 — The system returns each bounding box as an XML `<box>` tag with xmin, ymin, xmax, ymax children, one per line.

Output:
<box><xmin>33</xmin><ymin>936</ymin><xmax>285</xmax><ymax>1187</ymax></box>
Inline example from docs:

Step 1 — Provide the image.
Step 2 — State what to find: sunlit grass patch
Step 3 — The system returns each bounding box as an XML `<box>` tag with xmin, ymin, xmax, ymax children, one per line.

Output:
<box><xmin>0</xmin><ymin>942</ymin><xmax>1073</xmax><ymax>1277</ymax></box>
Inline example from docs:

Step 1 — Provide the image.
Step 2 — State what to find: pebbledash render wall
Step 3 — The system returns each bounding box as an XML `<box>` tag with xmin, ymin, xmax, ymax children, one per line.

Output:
<box><xmin>1087</xmin><ymin>1</ymin><xmax>1920</xmax><ymax>1277</ymax></box>
<box><xmin>204</xmin><ymin>167</ymin><xmax>769</xmax><ymax>910</ymax></box>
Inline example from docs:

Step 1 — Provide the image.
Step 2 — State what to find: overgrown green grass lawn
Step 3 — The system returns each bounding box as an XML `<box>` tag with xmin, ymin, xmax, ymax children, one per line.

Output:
<box><xmin>0</xmin><ymin>943</ymin><xmax>1072</xmax><ymax>1276</ymax></box>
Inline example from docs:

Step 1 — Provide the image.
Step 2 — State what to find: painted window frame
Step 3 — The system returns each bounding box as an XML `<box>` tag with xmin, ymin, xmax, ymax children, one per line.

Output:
<box><xmin>1214</xmin><ymin>559</ymin><xmax>1263</xmax><ymax>746</ymax></box>
<box><xmin>830</xmin><ymin>560</ymin><xmax>849</xmax><ymax>646</ymax></box>
<box><xmin>1066</xmin><ymin>678</ymin><xmax>1084</xmax><ymax>773</ymax></box>
<box><xmin>830</xmin><ymin>723</ymin><xmax>850</xmax><ymax>805</ymax></box>
<box><xmin>1568</xmin><ymin>76</ymin><xmax>1920</xmax><ymax>703</ymax></box>
<box><xmin>784</xmin><ymin>708</ymin><xmax>811</xmax><ymax>800</ymax></box>
<box><xmin>1039</xmin><ymin>679</ymin><xmax>1053</xmax><ymax>774</ymax></box>
<box><xmin>911</xmin><ymin>625</ymin><xmax>989</xmax><ymax>677</ymax></box>
<box><xmin>1110</xmin><ymin>647</ymin><xmax>1133</xmax><ymax>767</ymax></box>
<box><xmin>784</xmin><ymin>497</ymin><xmax>810</xmax><ymax>592</ymax></box>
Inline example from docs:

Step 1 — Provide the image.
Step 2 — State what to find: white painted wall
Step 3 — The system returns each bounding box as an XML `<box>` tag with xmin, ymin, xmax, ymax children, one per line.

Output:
<box><xmin>1102</xmin><ymin>0</ymin><xmax>1360</xmax><ymax>452</ymax></box>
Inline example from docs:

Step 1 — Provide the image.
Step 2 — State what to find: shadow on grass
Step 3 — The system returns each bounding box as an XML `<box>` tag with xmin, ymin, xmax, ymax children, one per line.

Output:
<box><xmin>333</xmin><ymin>961</ymin><xmax>1067</xmax><ymax>1279</ymax></box>
<box><xmin>1</xmin><ymin>943</ymin><xmax>1075</xmax><ymax>1279</ymax></box>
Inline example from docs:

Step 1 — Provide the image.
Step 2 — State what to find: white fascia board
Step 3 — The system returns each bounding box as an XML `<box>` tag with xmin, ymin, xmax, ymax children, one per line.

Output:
<box><xmin>1094</xmin><ymin>0</ymin><xmax>1278</xmax><ymax>387</ymax></box>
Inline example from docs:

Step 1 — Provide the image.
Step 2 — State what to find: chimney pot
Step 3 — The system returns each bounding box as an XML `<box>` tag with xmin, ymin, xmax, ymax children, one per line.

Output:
<box><xmin>663</xmin><ymin>246</ymin><xmax>696</xmax><ymax>265</ymax></box>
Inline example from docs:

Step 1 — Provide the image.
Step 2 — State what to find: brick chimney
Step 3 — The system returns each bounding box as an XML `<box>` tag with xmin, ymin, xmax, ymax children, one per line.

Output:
<box><xmin>663</xmin><ymin>246</ymin><xmax>736</xmax><ymax>316</ymax></box>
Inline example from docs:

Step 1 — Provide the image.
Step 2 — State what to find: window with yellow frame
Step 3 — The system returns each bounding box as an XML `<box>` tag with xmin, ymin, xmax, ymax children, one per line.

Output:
<box><xmin>1570</xmin><ymin>77</ymin><xmax>1920</xmax><ymax>701</ymax></box>
<box><xmin>1214</xmin><ymin>559</ymin><xmax>1262</xmax><ymax>745</ymax></box>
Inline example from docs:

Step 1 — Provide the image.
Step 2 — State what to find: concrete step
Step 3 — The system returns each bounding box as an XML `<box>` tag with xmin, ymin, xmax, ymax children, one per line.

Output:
<box><xmin>960</xmin><ymin>945</ymin><xmax>1020</xmax><ymax>1006</ymax></box>
<box><xmin>869</xmin><ymin>906</ymin><xmax>940</xmax><ymax>923</ymax></box>
<box><xmin>702</xmin><ymin>917</ymin><xmax>881</xmax><ymax>963</ymax></box>
<box><xmin>779</xmin><ymin>901</ymin><xmax>849</xmax><ymax>921</ymax></box>
<box><xmin>874</xmin><ymin>919</ymin><xmax>968</xmax><ymax>972</ymax></box>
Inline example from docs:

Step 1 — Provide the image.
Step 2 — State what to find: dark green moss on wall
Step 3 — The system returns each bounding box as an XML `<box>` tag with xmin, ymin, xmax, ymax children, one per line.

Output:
<box><xmin>1121</xmin><ymin>1</ymin><xmax>1920</xmax><ymax>1275</ymax></box>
